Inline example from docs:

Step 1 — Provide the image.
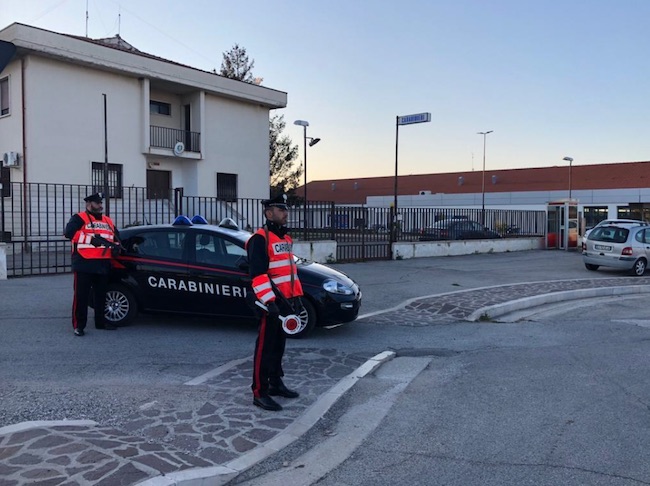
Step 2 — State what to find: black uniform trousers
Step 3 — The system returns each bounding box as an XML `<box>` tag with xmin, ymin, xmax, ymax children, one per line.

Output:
<box><xmin>252</xmin><ymin>311</ymin><xmax>286</xmax><ymax>398</ymax></box>
<box><xmin>72</xmin><ymin>271</ymin><xmax>109</xmax><ymax>331</ymax></box>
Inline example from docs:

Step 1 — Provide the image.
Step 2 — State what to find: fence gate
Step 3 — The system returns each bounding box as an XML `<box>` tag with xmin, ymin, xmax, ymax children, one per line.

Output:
<box><xmin>332</xmin><ymin>206</ymin><xmax>392</xmax><ymax>262</ymax></box>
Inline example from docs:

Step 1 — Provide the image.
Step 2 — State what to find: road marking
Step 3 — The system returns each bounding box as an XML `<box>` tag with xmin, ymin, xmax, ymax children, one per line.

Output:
<box><xmin>184</xmin><ymin>357</ymin><xmax>249</xmax><ymax>386</ymax></box>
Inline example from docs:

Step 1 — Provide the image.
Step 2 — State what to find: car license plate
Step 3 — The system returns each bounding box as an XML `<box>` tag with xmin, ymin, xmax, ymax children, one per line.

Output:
<box><xmin>594</xmin><ymin>244</ymin><xmax>612</xmax><ymax>251</ymax></box>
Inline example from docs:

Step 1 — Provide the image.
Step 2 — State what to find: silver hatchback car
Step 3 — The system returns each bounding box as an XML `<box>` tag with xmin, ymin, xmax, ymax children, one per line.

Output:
<box><xmin>582</xmin><ymin>223</ymin><xmax>650</xmax><ymax>276</ymax></box>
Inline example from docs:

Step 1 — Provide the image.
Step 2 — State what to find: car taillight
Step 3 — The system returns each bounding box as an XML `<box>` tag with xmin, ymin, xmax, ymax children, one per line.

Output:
<box><xmin>622</xmin><ymin>247</ymin><xmax>633</xmax><ymax>255</ymax></box>
<box><xmin>441</xmin><ymin>230</ymin><xmax>448</xmax><ymax>238</ymax></box>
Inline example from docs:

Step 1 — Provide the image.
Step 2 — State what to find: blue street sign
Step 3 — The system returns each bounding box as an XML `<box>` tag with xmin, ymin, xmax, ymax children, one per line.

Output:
<box><xmin>397</xmin><ymin>112</ymin><xmax>431</xmax><ymax>125</ymax></box>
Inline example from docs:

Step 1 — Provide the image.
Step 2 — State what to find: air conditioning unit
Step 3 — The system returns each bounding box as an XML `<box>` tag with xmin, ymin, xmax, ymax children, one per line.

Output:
<box><xmin>418</xmin><ymin>190</ymin><xmax>432</xmax><ymax>196</ymax></box>
<box><xmin>2</xmin><ymin>151</ymin><xmax>20</xmax><ymax>168</ymax></box>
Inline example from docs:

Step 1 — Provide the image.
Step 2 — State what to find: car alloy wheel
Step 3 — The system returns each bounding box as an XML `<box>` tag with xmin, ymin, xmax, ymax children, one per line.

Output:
<box><xmin>104</xmin><ymin>285</ymin><xmax>138</xmax><ymax>326</ymax></box>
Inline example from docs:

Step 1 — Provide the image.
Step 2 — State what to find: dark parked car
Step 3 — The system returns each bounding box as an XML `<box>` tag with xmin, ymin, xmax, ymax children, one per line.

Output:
<box><xmin>419</xmin><ymin>220</ymin><xmax>502</xmax><ymax>241</ymax></box>
<box><xmin>95</xmin><ymin>216</ymin><xmax>362</xmax><ymax>338</ymax></box>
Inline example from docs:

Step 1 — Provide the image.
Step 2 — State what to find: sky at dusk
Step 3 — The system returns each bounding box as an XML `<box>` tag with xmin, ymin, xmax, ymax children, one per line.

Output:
<box><xmin>2</xmin><ymin>0</ymin><xmax>649</xmax><ymax>183</ymax></box>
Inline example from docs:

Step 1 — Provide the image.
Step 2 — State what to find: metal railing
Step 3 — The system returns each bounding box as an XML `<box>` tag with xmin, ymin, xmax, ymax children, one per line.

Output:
<box><xmin>1</xmin><ymin>181</ymin><xmax>547</xmax><ymax>276</ymax></box>
<box><xmin>150</xmin><ymin>126</ymin><xmax>201</xmax><ymax>152</ymax></box>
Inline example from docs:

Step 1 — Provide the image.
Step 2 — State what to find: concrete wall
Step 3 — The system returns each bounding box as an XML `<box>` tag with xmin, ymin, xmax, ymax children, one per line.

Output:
<box><xmin>292</xmin><ymin>238</ymin><xmax>543</xmax><ymax>263</ymax></box>
<box><xmin>293</xmin><ymin>240</ymin><xmax>337</xmax><ymax>263</ymax></box>
<box><xmin>0</xmin><ymin>60</ymin><xmax>23</xmax><ymax>159</ymax></box>
<box><xmin>202</xmin><ymin>96</ymin><xmax>270</xmax><ymax>199</ymax></box>
<box><xmin>392</xmin><ymin>237</ymin><xmax>545</xmax><ymax>260</ymax></box>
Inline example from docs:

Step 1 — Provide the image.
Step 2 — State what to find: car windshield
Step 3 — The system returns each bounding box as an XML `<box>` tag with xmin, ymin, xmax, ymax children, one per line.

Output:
<box><xmin>589</xmin><ymin>227</ymin><xmax>629</xmax><ymax>243</ymax></box>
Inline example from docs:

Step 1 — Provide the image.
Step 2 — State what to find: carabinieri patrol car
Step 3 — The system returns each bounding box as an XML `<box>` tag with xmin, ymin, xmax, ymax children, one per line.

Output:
<box><xmin>98</xmin><ymin>216</ymin><xmax>362</xmax><ymax>338</ymax></box>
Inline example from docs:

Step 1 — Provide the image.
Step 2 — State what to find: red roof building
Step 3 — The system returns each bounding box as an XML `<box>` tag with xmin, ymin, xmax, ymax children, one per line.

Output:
<box><xmin>304</xmin><ymin>161</ymin><xmax>650</xmax><ymax>205</ymax></box>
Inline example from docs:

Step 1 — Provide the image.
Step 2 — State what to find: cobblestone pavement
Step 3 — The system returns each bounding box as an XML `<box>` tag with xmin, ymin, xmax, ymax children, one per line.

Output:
<box><xmin>363</xmin><ymin>276</ymin><xmax>650</xmax><ymax>326</ymax></box>
<box><xmin>2</xmin><ymin>276</ymin><xmax>649</xmax><ymax>485</ymax></box>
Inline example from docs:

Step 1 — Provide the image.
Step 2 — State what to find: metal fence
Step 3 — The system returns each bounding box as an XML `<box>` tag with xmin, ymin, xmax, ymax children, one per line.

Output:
<box><xmin>1</xmin><ymin>182</ymin><xmax>546</xmax><ymax>276</ymax></box>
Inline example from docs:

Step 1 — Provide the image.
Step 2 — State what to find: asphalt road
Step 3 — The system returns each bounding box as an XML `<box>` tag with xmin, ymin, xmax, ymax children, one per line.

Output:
<box><xmin>3</xmin><ymin>248</ymin><xmax>647</xmax><ymax>486</ymax></box>
<box><xmin>0</xmin><ymin>249</ymin><xmax>618</xmax><ymax>429</ymax></box>
<box><xmin>234</xmin><ymin>295</ymin><xmax>650</xmax><ymax>485</ymax></box>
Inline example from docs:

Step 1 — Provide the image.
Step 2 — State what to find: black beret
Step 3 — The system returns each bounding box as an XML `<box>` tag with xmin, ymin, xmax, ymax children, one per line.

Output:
<box><xmin>84</xmin><ymin>192</ymin><xmax>104</xmax><ymax>203</ymax></box>
<box><xmin>261</xmin><ymin>193</ymin><xmax>288</xmax><ymax>210</ymax></box>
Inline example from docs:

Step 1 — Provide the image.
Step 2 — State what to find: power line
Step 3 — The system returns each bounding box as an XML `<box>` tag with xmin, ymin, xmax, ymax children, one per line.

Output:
<box><xmin>105</xmin><ymin>0</ymin><xmax>220</xmax><ymax>68</ymax></box>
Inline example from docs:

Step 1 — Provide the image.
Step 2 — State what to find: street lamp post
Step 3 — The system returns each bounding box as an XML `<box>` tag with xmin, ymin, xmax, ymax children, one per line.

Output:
<box><xmin>293</xmin><ymin>120</ymin><xmax>320</xmax><ymax>239</ymax></box>
<box><xmin>477</xmin><ymin>130</ymin><xmax>493</xmax><ymax>224</ymax></box>
<box><xmin>563</xmin><ymin>156</ymin><xmax>574</xmax><ymax>200</ymax></box>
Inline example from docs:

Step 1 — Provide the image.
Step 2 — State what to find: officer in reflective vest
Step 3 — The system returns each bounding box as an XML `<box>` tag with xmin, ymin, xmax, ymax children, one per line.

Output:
<box><xmin>246</xmin><ymin>194</ymin><xmax>304</xmax><ymax>411</ymax></box>
<box><xmin>64</xmin><ymin>192</ymin><xmax>120</xmax><ymax>336</ymax></box>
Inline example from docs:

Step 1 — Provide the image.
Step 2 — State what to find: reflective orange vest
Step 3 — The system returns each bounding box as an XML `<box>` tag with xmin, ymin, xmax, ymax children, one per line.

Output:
<box><xmin>71</xmin><ymin>212</ymin><xmax>116</xmax><ymax>259</ymax></box>
<box><xmin>248</xmin><ymin>227</ymin><xmax>303</xmax><ymax>304</ymax></box>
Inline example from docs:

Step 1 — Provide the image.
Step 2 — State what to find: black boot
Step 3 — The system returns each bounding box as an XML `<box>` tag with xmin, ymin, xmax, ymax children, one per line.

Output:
<box><xmin>269</xmin><ymin>379</ymin><xmax>300</xmax><ymax>399</ymax></box>
<box><xmin>253</xmin><ymin>395</ymin><xmax>283</xmax><ymax>411</ymax></box>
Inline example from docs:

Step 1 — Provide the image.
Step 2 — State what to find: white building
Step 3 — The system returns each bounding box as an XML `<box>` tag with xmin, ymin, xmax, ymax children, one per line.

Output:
<box><xmin>0</xmin><ymin>23</ymin><xmax>286</xmax><ymax>200</ymax></box>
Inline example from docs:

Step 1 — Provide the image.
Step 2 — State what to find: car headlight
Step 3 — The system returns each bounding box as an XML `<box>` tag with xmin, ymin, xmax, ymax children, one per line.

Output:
<box><xmin>323</xmin><ymin>279</ymin><xmax>354</xmax><ymax>295</ymax></box>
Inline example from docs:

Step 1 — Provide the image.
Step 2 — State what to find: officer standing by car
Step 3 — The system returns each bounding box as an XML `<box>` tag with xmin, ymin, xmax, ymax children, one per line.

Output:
<box><xmin>64</xmin><ymin>192</ymin><xmax>120</xmax><ymax>336</ymax></box>
<box><xmin>246</xmin><ymin>194</ymin><xmax>303</xmax><ymax>411</ymax></box>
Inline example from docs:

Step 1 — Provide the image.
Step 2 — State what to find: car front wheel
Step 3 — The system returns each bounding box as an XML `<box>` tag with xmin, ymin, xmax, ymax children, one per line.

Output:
<box><xmin>104</xmin><ymin>284</ymin><xmax>138</xmax><ymax>326</ymax></box>
<box><xmin>287</xmin><ymin>298</ymin><xmax>317</xmax><ymax>339</ymax></box>
<box><xmin>631</xmin><ymin>258</ymin><xmax>647</xmax><ymax>276</ymax></box>
<box><xmin>585</xmin><ymin>263</ymin><xmax>599</xmax><ymax>271</ymax></box>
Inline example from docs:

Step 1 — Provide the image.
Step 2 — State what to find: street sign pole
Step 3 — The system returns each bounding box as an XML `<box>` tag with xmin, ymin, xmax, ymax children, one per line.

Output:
<box><xmin>392</xmin><ymin>112</ymin><xmax>431</xmax><ymax>249</ymax></box>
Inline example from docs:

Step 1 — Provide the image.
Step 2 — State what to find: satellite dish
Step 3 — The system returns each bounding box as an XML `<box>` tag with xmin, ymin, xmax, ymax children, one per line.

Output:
<box><xmin>173</xmin><ymin>141</ymin><xmax>185</xmax><ymax>156</ymax></box>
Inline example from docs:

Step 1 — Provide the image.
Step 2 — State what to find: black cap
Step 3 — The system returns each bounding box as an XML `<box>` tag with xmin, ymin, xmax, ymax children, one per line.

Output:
<box><xmin>261</xmin><ymin>193</ymin><xmax>288</xmax><ymax>210</ymax></box>
<box><xmin>84</xmin><ymin>192</ymin><xmax>104</xmax><ymax>203</ymax></box>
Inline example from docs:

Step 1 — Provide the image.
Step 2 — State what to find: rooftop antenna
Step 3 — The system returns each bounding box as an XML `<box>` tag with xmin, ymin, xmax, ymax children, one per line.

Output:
<box><xmin>85</xmin><ymin>0</ymin><xmax>89</xmax><ymax>37</ymax></box>
<box><xmin>471</xmin><ymin>152</ymin><xmax>474</xmax><ymax>171</ymax></box>
<box><xmin>118</xmin><ymin>6</ymin><xmax>121</xmax><ymax>37</ymax></box>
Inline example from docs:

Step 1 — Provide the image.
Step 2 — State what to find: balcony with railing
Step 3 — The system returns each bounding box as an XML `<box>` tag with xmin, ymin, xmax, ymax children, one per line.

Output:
<box><xmin>150</xmin><ymin>126</ymin><xmax>201</xmax><ymax>154</ymax></box>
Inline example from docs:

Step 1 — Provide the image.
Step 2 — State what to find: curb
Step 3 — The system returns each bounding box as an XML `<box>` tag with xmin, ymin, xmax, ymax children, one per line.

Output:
<box><xmin>136</xmin><ymin>350</ymin><xmax>397</xmax><ymax>486</ymax></box>
<box><xmin>467</xmin><ymin>285</ymin><xmax>650</xmax><ymax>321</ymax></box>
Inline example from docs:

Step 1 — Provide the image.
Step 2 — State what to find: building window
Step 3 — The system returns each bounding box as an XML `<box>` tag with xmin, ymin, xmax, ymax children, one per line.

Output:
<box><xmin>217</xmin><ymin>173</ymin><xmax>238</xmax><ymax>201</ymax></box>
<box><xmin>92</xmin><ymin>162</ymin><xmax>123</xmax><ymax>198</ymax></box>
<box><xmin>0</xmin><ymin>77</ymin><xmax>9</xmax><ymax>116</ymax></box>
<box><xmin>147</xmin><ymin>169</ymin><xmax>171</xmax><ymax>199</ymax></box>
<box><xmin>583</xmin><ymin>206</ymin><xmax>608</xmax><ymax>230</ymax></box>
<box><xmin>1</xmin><ymin>166</ymin><xmax>10</xmax><ymax>197</ymax></box>
<box><xmin>617</xmin><ymin>206</ymin><xmax>634</xmax><ymax>219</ymax></box>
<box><xmin>150</xmin><ymin>100</ymin><xmax>171</xmax><ymax>116</ymax></box>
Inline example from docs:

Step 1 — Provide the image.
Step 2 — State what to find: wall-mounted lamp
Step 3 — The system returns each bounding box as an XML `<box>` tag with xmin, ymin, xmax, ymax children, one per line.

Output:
<box><xmin>458</xmin><ymin>176</ymin><xmax>464</xmax><ymax>186</ymax></box>
<box><xmin>491</xmin><ymin>175</ymin><xmax>498</xmax><ymax>184</ymax></box>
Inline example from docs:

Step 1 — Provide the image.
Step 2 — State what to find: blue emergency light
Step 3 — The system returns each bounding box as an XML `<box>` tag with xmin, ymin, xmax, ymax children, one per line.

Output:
<box><xmin>191</xmin><ymin>215</ymin><xmax>209</xmax><ymax>224</ymax></box>
<box><xmin>172</xmin><ymin>215</ymin><xmax>193</xmax><ymax>226</ymax></box>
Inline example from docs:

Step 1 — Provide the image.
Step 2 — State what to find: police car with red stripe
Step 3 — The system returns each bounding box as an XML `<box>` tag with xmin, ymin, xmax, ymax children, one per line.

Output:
<box><xmin>98</xmin><ymin>215</ymin><xmax>362</xmax><ymax>338</ymax></box>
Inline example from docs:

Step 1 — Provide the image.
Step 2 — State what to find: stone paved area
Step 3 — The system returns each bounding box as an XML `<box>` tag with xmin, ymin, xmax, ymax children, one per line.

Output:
<box><xmin>1</xmin><ymin>276</ymin><xmax>649</xmax><ymax>485</ymax></box>
<box><xmin>363</xmin><ymin>276</ymin><xmax>650</xmax><ymax>326</ymax></box>
<box><xmin>0</xmin><ymin>349</ymin><xmax>369</xmax><ymax>486</ymax></box>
